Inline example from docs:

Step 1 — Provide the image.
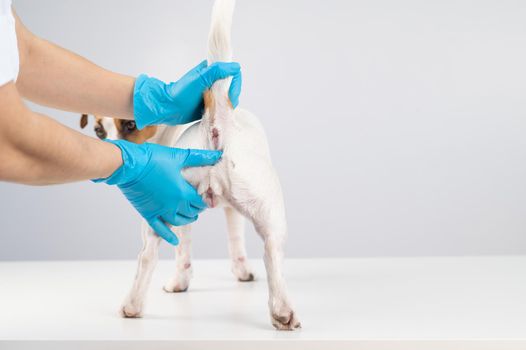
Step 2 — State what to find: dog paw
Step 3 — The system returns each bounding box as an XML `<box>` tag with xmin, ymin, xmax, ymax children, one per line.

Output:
<box><xmin>270</xmin><ymin>304</ymin><xmax>301</xmax><ymax>331</ymax></box>
<box><xmin>163</xmin><ymin>277</ymin><xmax>190</xmax><ymax>293</ymax></box>
<box><xmin>238</xmin><ymin>272</ymin><xmax>255</xmax><ymax>282</ymax></box>
<box><xmin>120</xmin><ymin>302</ymin><xmax>143</xmax><ymax>318</ymax></box>
<box><xmin>164</xmin><ymin>265</ymin><xmax>192</xmax><ymax>293</ymax></box>
<box><xmin>232</xmin><ymin>258</ymin><xmax>255</xmax><ymax>282</ymax></box>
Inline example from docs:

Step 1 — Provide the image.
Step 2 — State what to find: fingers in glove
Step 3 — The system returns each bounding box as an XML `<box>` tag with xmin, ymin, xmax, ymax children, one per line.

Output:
<box><xmin>200</xmin><ymin>62</ymin><xmax>241</xmax><ymax>87</ymax></box>
<box><xmin>164</xmin><ymin>212</ymin><xmax>199</xmax><ymax>227</ymax></box>
<box><xmin>179</xmin><ymin>180</ymin><xmax>208</xmax><ymax>209</ymax></box>
<box><xmin>182</xmin><ymin>149</ymin><xmax>223</xmax><ymax>168</ymax></box>
<box><xmin>148</xmin><ymin>217</ymin><xmax>179</xmax><ymax>245</ymax></box>
<box><xmin>178</xmin><ymin>200</ymin><xmax>205</xmax><ymax>218</ymax></box>
<box><xmin>228</xmin><ymin>69</ymin><xmax>242</xmax><ymax>108</ymax></box>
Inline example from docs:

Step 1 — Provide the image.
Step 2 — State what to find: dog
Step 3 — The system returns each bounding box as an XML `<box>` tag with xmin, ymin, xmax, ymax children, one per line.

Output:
<box><xmin>81</xmin><ymin>0</ymin><xmax>300</xmax><ymax>330</ymax></box>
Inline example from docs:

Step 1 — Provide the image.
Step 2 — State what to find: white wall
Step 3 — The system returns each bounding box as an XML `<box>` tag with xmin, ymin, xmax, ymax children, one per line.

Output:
<box><xmin>1</xmin><ymin>0</ymin><xmax>525</xmax><ymax>260</ymax></box>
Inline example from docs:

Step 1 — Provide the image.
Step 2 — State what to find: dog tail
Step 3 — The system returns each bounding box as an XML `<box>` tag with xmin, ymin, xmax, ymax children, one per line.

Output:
<box><xmin>208</xmin><ymin>0</ymin><xmax>235</xmax><ymax>64</ymax></box>
<box><xmin>204</xmin><ymin>0</ymin><xmax>236</xmax><ymax>150</ymax></box>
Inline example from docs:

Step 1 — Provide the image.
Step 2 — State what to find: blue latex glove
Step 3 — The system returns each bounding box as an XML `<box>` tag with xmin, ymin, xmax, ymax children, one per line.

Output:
<box><xmin>93</xmin><ymin>139</ymin><xmax>221</xmax><ymax>245</ymax></box>
<box><xmin>133</xmin><ymin>60</ymin><xmax>242</xmax><ymax>129</ymax></box>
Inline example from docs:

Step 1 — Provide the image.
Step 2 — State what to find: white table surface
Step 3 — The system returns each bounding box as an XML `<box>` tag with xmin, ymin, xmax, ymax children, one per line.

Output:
<box><xmin>1</xmin><ymin>257</ymin><xmax>526</xmax><ymax>350</ymax></box>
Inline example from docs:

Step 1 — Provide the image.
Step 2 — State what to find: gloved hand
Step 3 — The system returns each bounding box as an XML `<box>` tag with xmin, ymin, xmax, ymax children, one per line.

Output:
<box><xmin>93</xmin><ymin>139</ymin><xmax>221</xmax><ymax>245</ymax></box>
<box><xmin>133</xmin><ymin>60</ymin><xmax>242</xmax><ymax>129</ymax></box>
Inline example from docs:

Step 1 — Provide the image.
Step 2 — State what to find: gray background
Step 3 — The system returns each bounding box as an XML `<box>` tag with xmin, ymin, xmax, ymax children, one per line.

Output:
<box><xmin>1</xmin><ymin>0</ymin><xmax>525</xmax><ymax>260</ymax></box>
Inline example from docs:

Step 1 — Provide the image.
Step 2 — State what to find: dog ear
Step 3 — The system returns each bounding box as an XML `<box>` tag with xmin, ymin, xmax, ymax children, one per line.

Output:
<box><xmin>80</xmin><ymin>114</ymin><xmax>89</xmax><ymax>129</ymax></box>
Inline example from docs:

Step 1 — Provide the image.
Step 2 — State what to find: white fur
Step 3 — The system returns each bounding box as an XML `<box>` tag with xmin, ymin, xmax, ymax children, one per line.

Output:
<box><xmin>100</xmin><ymin>117</ymin><xmax>118</xmax><ymax>139</ymax></box>
<box><xmin>120</xmin><ymin>0</ymin><xmax>300</xmax><ymax>330</ymax></box>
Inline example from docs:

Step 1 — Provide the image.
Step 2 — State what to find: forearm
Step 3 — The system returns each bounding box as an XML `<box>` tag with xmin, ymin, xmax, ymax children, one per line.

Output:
<box><xmin>0</xmin><ymin>83</ymin><xmax>122</xmax><ymax>185</ymax></box>
<box><xmin>13</xmin><ymin>11</ymin><xmax>135</xmax><ymax>119</ymax></box>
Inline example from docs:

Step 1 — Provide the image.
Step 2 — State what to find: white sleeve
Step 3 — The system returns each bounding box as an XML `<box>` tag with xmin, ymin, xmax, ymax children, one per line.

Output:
<box><xmin>0</xmin><ymin>3</ymin><xmax>19</xmax><ymax>87</ymax></box>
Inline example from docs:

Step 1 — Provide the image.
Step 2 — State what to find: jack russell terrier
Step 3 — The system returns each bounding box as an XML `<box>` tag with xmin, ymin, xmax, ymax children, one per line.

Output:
<box><xmin>80</xmin><ymin>0</ymin><xmax>300</xmax><ymax>330</ymax></box>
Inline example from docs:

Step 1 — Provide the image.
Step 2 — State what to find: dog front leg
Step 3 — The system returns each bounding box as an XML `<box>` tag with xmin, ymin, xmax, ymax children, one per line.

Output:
<box><xmin>224</xmin><ymin>206</ymin><xmax>254</xmax><ymax>281</ymax></box>
<box><xmin>163</xmin><ymin>224</ymin><xmax>193</xmax><ymax>293</ymax></box>
<box><xmin>121</xmin><ymin>220</ymin><xmax>161</xmax><ymax>318</ymax></box>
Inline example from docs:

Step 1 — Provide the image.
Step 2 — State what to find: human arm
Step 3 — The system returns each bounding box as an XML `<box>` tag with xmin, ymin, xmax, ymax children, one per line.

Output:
<box><xmin>0</xmin><ymin>82</ymin><xmax>221</xmax><ymax>244</ymax></box>
<box><xmin>13</xmin><ymin>10</ymin><xmax>136</xmax><ymax>120</ymax></box>
<box><xmin>13</xmin><ymin>11</ymin><xmax>242</xmax><ymax>127</ymax></box>
<box><xmin>0</xmin><ymin>82</ymin><xmax>122</xmax><ymax>185</ymax></box>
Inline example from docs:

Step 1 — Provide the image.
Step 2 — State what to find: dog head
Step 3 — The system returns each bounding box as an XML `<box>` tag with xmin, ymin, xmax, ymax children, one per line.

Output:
<box><xmin>80</xmin><ymin>114</ymin><xmax>157</xmax><ymax>144</ymax></box>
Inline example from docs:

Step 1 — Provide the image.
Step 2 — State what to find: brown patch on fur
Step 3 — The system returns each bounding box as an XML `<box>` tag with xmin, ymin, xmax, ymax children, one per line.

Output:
<box><xmin>125</xmin><ymin>126</ymin><xmax>157</xmax><ymax>144</ymax></box>
<box><xmin>204</xmin><ymin>90</ymin><xmax>222</xmax><ymax>149</ymax></box>
<box><xmin>113</xmin><ymin>119</ymin><xmax>157</xmax><ymax>144</ymax></box>
<box><xmin>80</xmin><ymin>114</ymin><xmax>88</xmax><ymax>129</ymax></box>
<box><xmin>203</xmin><ymin>89</ymin><xmax>215</xmax><ymax>122</ymax></box>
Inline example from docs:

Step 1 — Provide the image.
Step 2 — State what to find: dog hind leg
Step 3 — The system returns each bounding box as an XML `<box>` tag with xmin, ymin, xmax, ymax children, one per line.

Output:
<box><xmin>240</xmin><ymin>190</ymin><xmax>301</xmax><ymax>330</ymax></box>
<box><xmin>257</xmin><ymin>219</ymin><xmax>301</xmax><ymax>330</ymax></box>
